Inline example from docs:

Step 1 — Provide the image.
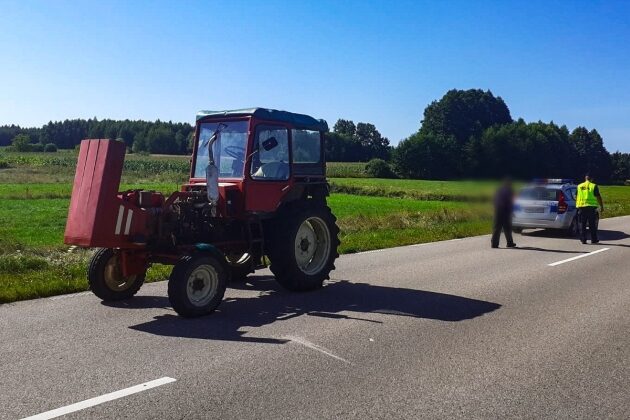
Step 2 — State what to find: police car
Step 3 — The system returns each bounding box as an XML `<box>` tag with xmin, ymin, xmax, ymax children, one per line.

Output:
<box><xmin>512</xmin><ymin>179</ymin><xmax>598</xmax><ymax>236</ymax></box>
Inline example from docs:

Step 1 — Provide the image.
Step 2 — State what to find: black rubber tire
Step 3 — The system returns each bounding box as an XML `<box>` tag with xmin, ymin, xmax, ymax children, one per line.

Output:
<box><xmin>266</xmin><ymin>202</ymin><xmax>340</xmax><ymax>291</ymax></box>
<box><xmin>88</xmin><ymin>248</ymin><xmax>145</xmax><ymax>301</ymax></box>
<box><xmin>167</xmin><ymin>255</ymin><xmax>228</xmax><ymax>317</ymax></box>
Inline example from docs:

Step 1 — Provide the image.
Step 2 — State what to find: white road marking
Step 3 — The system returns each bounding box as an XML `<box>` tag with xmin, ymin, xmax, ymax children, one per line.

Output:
<box><xmin>114</xmin><ymin>205</ymin><xmax>124</xmax><ymax>235</ymax></box>
<box><xmin>284</xmin><ymin>335</ymin><xmax>352</xmax><ymax>365</ymax></box>
<box><xmin>355</xmin><ymin>238</ymin><xmax>465</xmax><ymax>255</ymax></box>
<box><xmin>355</xmin><ymin>249</ymin><xmax>386</xmax><ymax>255</ymax></box>
<box><xmin>548</xmin><ymin>248</ymin><xmax>610</xmax><ymax>267</ymax></box>
<box><xmin>21</xmin><ymin>377</ymin><xmax>176</xmax><ymax>420</ymax></box>
<box><xmin>49</xmin><ymin>291</ymin><xmax>92</xmax><ymax>301</ymax></box>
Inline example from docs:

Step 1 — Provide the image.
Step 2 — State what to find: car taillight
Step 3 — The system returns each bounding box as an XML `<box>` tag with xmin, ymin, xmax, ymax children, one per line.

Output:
<box><xmin>558</xmin><ymin>191</ymin><xmax>568</xmax><ymax>214</ymax></box>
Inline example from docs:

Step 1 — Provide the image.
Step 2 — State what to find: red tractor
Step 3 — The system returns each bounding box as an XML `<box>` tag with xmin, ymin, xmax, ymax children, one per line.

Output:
<box><xmin>64</xmin><ymin>108</ymin><xmax>340</xmax><ymax>317</ymax></box>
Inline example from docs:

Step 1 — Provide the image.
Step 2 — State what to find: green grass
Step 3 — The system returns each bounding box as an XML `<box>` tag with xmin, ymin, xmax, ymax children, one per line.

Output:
<box><xmin>0</xmin><ymin>150</ymin><xmax>368</xmax><ymax>181</ymax></box>
<box><xmin>0</xmin><ymin>250</ymin><xmax>172</xmax><ymax>303</ymax></box>
<box><xmin>0</xmin><ymin>182</ymin><xmax>180</xmax><ymax>200</ymax></box>
<box><xmin>2</xmin><ymin>151</ymin><xmax>630</xmax><ymax>303</ymax></box>
<box><xmin>325</xmin><ymin>162</ymin><xmax>367</xmax><ymax>178</ymax></box>
<box><xmin>0</xmin><ymin>199</ymin><xmax>69</xmax><ymax>249</ymax></box>
<box><xmin>598</xmin><ymin>185</ymin><xmax>630</xmax><ymax>218</ymax></box>
<box><xmin>329</xmin><ymin>194</ymin><xmax>491</xmax><ymax>253</ymax></box>
<box><xmin>330</xmin><ymin>178</ymin><xmax>504</xmax><ymax>201</ymax></box>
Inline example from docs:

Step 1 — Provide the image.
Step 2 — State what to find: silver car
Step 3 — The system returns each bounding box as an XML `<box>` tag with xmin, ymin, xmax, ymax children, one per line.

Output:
<box><xmin>512</xmin><ymin>179</ymin><xmax>598</xmax><ymax>236</ymax></box>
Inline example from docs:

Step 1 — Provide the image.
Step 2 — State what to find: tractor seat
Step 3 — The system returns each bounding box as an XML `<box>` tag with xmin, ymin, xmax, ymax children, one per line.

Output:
<box><xmin>252</xmin><ymin>161</ymin><xmax>289</xmax><ymax>180</ymax></box>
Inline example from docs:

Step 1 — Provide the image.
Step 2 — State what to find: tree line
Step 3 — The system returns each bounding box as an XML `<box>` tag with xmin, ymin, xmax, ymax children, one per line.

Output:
<box><xmin>2</xmin><ymin>89</ymin><xmax>629</xmax><ymax>182</ymax></box>
<box><xmin>393</xmin><ymin>89</ymin><xmax>629</xmax><ymax>183</ymax></box>
<box><xmin>0</xmin><ymin>119</ymin><xmax>194</xmax><ymax>154</ymax></box>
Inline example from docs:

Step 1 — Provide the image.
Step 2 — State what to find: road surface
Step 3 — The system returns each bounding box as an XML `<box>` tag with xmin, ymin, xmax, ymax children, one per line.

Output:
<box><xmin>1</xmin><ymin>216</ymin><xmax>629</xmax><ymax>419</ymax></box>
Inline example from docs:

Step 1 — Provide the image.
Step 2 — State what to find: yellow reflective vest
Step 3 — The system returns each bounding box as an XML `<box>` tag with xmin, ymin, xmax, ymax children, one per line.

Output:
<box><xmin>576</xmin><ymin>181</ymin><xmax>598</xmax><ymax>208</ymax></box>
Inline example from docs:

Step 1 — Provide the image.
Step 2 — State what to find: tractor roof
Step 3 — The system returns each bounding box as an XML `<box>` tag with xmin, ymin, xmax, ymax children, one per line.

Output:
<box><xmin>196</xmin><ymin>108</ymin><xmax>328</xmax><ymax>132</ymax></box>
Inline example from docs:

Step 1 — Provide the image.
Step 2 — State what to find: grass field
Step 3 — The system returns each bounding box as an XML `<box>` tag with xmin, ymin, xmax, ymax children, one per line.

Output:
<box><xmin>1</xmin><ymin>150</ymin><xmax>629</xmax><ymax>303</ymax></box>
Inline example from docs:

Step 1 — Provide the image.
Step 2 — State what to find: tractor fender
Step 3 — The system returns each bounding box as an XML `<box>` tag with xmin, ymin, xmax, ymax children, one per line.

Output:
<box><xmin>276</xmin><ymin>182</ymin><xmax>328</xmax><ymax>212</ymax></box>
<box><xmin>193</xmin><ymin>243</ymin><xmax>231</xmax><ymax>277</ymax></box>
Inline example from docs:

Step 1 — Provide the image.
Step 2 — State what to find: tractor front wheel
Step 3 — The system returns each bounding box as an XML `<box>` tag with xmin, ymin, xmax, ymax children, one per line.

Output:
<box><xmin>168</xmin><ymin>255</ymin><xmax>228</xmax><ymax>317</ymax></box>
<box><xmin>267</xmin><ymin>203</ymin><xmax>340</xmax><ymax>291</ymax></box>
<box><xmin>88</xmin><ymin>248</ymin><xmax>145</xmax><ymax>301</ymax></box>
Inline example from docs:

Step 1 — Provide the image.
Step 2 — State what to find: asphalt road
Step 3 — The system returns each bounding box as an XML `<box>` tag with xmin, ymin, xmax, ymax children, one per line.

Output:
<box><xmin>1</xmin><ymin>216</ymin><xmax>629</xmax><ymax>419</ymax></box>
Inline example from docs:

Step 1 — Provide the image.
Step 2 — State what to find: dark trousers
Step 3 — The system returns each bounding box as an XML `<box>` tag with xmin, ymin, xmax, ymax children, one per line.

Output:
<box><xmin>492</xmin><ymin>211</ymin><xmax>514</xmax><ymax>247</ymax></box>
<box><xmin>579</xmin><ymin>206</ymin><xmax>598</xmax><ymax>243</ymax></box>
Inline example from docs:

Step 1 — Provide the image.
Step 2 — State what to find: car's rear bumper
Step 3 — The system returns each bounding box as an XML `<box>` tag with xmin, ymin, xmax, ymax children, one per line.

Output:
<box><xmin>512</xmin><ymin>213</ymin><xmax>574</xmax><ymax>230</ymax></box>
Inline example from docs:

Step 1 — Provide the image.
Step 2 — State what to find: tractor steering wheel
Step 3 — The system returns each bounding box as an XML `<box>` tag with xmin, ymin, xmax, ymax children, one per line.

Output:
<box><xmin>224</xmin><ymin>146</ymin><xmax>245</xmax><ymax>161</ymax></box>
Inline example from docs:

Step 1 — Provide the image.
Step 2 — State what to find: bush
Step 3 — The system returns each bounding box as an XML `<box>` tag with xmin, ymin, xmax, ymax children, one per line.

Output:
<box><xmin>44</xmin><ymin>143</ymin><xmax>58</xmax><ymax>153</ymax></box>
<box><xmin>0</xmin><ymin>159</ymin><xmax>9</xmax><ymax>169</ymax></box>
<box><xmin>30</xmin><ymin>143</ymin><xmax>44</xmax><ymax>152</ymax></box>
<box><xmin>365</xmin><ymin>158</ymin><xmax>397</xmax><ymax>178</ymax></box>
<box><xmin>11</xmin><ymin>134</ymin><xmax>31</xmax><ymax>152</ymax></box>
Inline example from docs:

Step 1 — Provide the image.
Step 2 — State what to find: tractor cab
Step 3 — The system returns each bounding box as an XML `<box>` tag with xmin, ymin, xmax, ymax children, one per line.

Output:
<box><xmin>189</xmin><ymin>108</ymin><xmax>328</xmax><ymax>215</ymax></box>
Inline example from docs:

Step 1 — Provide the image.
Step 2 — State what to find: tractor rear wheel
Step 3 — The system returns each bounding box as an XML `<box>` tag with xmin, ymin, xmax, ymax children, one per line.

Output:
<box><xmin>88</xmin><ymin>248</ymin><xmax>145</xmax><ymax>301</ymax></box>
<box><xmin>267</xmin><ymin>203</ymin><xmax>340</xmax><ymax>291</ymax></box>
<box><xmin>168</xmin><ymin>255</ymin><xmax>228</xmax><ymax>317</ymax></box>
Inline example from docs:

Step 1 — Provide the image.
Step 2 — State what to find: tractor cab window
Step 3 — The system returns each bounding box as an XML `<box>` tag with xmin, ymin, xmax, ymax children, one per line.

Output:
<box><xmin>291</xmin><ymin>129</ymin><xmax>321</xmax><ymax>163</ymax></box>
<box><xmin>195</xmin><ymin>121</ymin><xmax>249</xmax><ymax>178</ymax></box>
<box><xmin>251</xmin><ymin>126</ymin><xmax>289</xmax><ymax>180</ymax></box>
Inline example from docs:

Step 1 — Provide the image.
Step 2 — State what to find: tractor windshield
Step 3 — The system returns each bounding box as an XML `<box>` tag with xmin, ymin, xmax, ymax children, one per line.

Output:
<box><xmin>194</xmin><ymin>121</ymin><xmax>249</xmax><ymax>178</ymax></box>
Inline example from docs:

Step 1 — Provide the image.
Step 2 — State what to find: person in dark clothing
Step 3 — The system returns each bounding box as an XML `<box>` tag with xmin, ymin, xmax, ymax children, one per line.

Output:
<box><xmin>491</xmin><ymin>178</ymin><xmax>516</xmax><ymax>248</ymax></box>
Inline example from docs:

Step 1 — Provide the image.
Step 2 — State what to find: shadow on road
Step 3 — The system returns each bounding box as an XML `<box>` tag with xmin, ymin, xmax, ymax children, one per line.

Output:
<box><xmin>523</xmin><ymin>228</ymin><xmax>629</xmax><ymax>241</ymax></box>
<box><xmin>127</xmin><ymin>277</ymin><xmax>501</xmax><ymax>344</ymax></box>
<box><xmin>510</xmin><ymin>246</ymin><xmax>588</xmax><ymax>254</ymax></box>
<box><xmin>521</xmin><ymin>229</ymin><xmax>630</xmax><ymax>248</ymax></box>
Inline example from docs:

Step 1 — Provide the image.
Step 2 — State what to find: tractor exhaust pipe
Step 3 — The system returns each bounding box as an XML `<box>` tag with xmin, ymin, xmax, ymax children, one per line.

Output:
<box><xmin>203</xmin><ymin>123</ymin><xmax>226</xmax><ymax>205</ymax></box>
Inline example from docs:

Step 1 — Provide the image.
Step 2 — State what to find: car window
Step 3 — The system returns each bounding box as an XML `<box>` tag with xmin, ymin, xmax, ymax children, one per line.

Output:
<box><xmin>519</xmin><ymin>187</ymin><xmax>559</xmax><ymax>201</ymax></box>
<box><xmin>251</xmin><ymin>125</ymin><xmax>289</xmax><ymax>181</ymax></box>
<box><xmin>291</xmin><ymin>129</ymin><xmax>321</xmax><ymax>163</ymax></box>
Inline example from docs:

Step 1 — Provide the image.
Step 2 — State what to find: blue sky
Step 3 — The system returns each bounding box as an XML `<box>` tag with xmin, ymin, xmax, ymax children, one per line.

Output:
<box><xmin>1</xmin><ymin>0</ymin><xmax>629</xmax><ymax>151</ymax></box>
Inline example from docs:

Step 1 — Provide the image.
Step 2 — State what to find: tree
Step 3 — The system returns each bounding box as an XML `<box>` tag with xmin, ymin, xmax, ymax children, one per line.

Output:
<box><xmin>393</xmin><ymin>132</ymin><xmax>460</xmax><ymax>179</ymax></box>
<box><xmin>333</xmin><ymin>119</ymin><xmax>356</xmax><ymax>137</ymax></box>
<box><xmin>365</xmin><ymin>158</ymin><xmax>396</xmax><ymax>178</ymax></box>
<box><xmin>421</xmin><ymin>89</ymin><xmax>513</xmax><ymax>144</ymax></box>
<box><xmin>11</xmin><ymin>134</ymin><xmax>31</xmax><ymax>152</ymax></box>
<box><xmin>44</xmin><ymin>143</ymin><xmax>58</xmax><ymax>152</ymax></box>
<box><xmin>468</xmin><ymin>120</ymin><xmax>574</xmax><ymax>179</ymax></box>
<box><xmin>569</xmin><ymin>127</ymin><xmax>613</xmax><ymax>182</ymax></box>
<box><xmin>132</xmin><ymin>131</ymin><xmax>148</xmax><ymax>153</ymax></box>
<box><xmin>146</xmin><ymin>126</ymin><xmax>178</xmax><ymax>154</ymax></box>
<box><xmin>355</xmin><ymin>122</ymin><xmax>391</xmax><ymax>160</ymax></box>
<box><xmin>611</xmin><ymin>152</ymin><xmax>630</xmax><ymax>183</ymax></box>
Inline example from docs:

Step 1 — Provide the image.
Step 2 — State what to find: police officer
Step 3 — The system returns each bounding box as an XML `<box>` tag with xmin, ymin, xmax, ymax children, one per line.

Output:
<box><xmin>576</xmin><ymin>173</ymin><xmax>604</xmax><ymax>244</ymax></box>
<box><xmin>491</xmin><ymin>177</ymin><xmax>516</xmax><ymax>248</ymax></box>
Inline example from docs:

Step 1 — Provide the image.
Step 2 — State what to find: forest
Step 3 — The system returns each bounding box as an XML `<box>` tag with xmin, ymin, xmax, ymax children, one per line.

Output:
<box><xmin>2</xmin><ymin>89</ymin><xmax>629</xmax><ymax>182</ymax></box>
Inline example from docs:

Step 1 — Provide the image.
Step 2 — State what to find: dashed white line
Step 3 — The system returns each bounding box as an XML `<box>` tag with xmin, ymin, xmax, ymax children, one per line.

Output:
<box><xmin>21</xmin><ymin>377</ymin><xmax>176</xmax><ymax>420</ymax></box>
<box><xmin>284</xmin><ymin>335</ymin><xmax>352</xmax><ymax>364</ymax></box>
<box><xmin>548</xmin><ymin>248</ymin><xmax>610</xmax><ymax>267</ymax></box>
